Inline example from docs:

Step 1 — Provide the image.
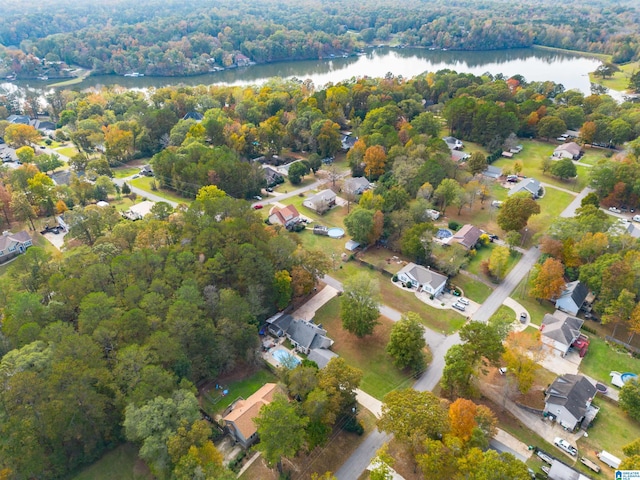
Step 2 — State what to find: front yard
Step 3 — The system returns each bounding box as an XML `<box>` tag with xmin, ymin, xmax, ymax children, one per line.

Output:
<box><xmin>129</xmin><ymin>176</ymin><xmax>193</xmax><ymax>204</ymax></box>
<box><xmin>450</xmin><ymin>273</ymin><xmax>493</xmax><ymax>303</ymax></box>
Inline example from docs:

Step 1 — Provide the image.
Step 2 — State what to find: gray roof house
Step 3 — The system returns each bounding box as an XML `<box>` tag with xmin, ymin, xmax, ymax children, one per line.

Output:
<box><xmin>540</xmin><ymin>314</ymin><xmax>584</xmax><ymax>357</ymax></box>
<box><xmin>0</xmin><ymin>230</ymin><xmax>32</xmax><ymax>264</ymax></box>
<box><xmin>544</xmin><ymin>374</ymin><xmax>597</xmax><ymax>431</ymax></box>
<box><xmin>344</xmin><ymin>177</ymin><xmax>370</xmax><ymax>196</ymax></box>
<box><xmin>266</xmin><ymin>314</ymin><xmax>334</xmax><ymax>355</ymax></box>
<box><xmin>397</xmin><ymin>262</ymin><xmax>447</xmax><ymax>297</ymax></box>
<box><xmin>443</xmin><ymin>136</ymin><xmax>463</xmax><ymax>150</ymax></box>
<box><xmin>508</xmin><ymin>177</ymin><xmax>541</xmax><ymax>198</ymax></box>
<box><xmin>553</xmin><ymin>142</ymin><xmax>582</xmax><ymax>160</ymax></box>
<box><xmin>451</xmin><ymin>150</ymin><xmax>471</xmax><ymax>163</ymax></box>
<box><xmin>483</xmin><ymin>165</ymin><xmax>502</xmax><ymax>179</ymax></box>
<box><xmin>6</xmin><ymin>114</ymin><xmax>30</xmax><ymax>125</ymax></box>
<box><xmin>182</xmin><ymin>111</ymin><xmax>204</xmax><ymax>122</ymax></box>
<box><xmin>263</xmin><ymin>166</ymin><xmax>283</xmax><ymax>186</ymax></box>
<box><xmin>341</xmin><ymin>134</ymin><xmax>357</xmax><ymax>151</ymax></box>
<box><xmin>547</xmin><ymin>459</ymin><xmax>591</xmax><ymax>480</ymax></box>
<box><xmin>303</xmin><ymin>189</ymin><xmax>337</xmax><ymax>214</ymax></box>
<box><xmin>30</xmin><ymin>119</ymin><xmax>56</xmax><ymax>132</ymax></box>
<box><xmin>452</xmin><ymin>224</ymin><xmax>482</xmax><ymax>250</ymax></box>
<box><xmin>555</xmin><ymin>281</ymin><xmax>589</xmax><ymax>315</ymax></box>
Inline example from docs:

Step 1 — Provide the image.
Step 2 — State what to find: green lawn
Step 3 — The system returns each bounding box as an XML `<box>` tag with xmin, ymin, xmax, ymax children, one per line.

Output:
<box><xmin>465</xmin><ymin>243</ymin><xmax>521</xmax><ymax>279</ymax></box>
<box><xmin>575</xmin><ymin>146</ymin><xmax>614</xmax><ymax>166</ymax></box>
<box><xmin>113</xmin><ymin>166</ymin><xmax>140</xmax><ymax>178</ymax></box>
<box><xmin>357</xmin><ymin>246</ymin><xmax>407</xmax><ymax>275</ymax></box>
<box><xmin>71</xmin><ymin>443</ymin><xmax>148</xmax><ymax>480</ymax></box>
<box><xmin>527</xmin><ymin>187</ymin><xmax>575</xmax><ymax>243</ymax></box>
<box><xmin>579</xmin><ymin>336</ymin><xmax>640</xmax><ymax>385</ymax></box>
<box><xmin>489</xmin><ymin>304</ymin><xmax>516</xmax><ymax>326</ymax></box>
<box><xmin>589</xmin><ymin>60</ymin><xmax>640</xmax><ymax>92</ymax></box>
<box><xmin>200</xmin><ymin>369</ymin><xmax>278</xmax><ymax>416</ymax></box>
<box><xmin>579</xmin><ymin>399</ymin><xmax>640</xmax><ymax>459</ymax></box>
<box><xmin>55</xmin><ymin>146</ymin><xmax>80</xmax><ymax>158</ymax></box>
<box><xmin>313</xmin><ymin>297</ymin><xmax>415</xmax><ymax>399</ymax></box>
<box><xmin>491</xmin><ymin>139</ymin><xmax>589</xmax><ymax>191</ymax></box>
<box><xmin>450</xmin><ymin>273</ymin><xmax>493</xmax><ymax>303</ymax></box>
<box><xmin>129</xmin><ymin>176</ymin><xmax>192</xmax><ymax>204</ymax></box>
<box><xmin>511</xmin><ymin>277</ymin><xmax>556</xmax><ymax>326</ymax></box>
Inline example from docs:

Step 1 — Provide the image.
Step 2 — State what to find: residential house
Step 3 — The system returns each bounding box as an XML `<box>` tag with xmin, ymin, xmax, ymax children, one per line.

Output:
<box><xmin>0</xmin><ymin>230</ymin><xmax>32</xmax><ymax>264</ymax></box>
<box><xmin>443</xmin><ymin>136</ymin><xmax>463</xmax><ymax>150</ymax></box>
<box><xmin>123</xmin><ymin>200</ymin><xmax>156</xmax><ymax>220</ymax></box>
<box><xmin>508</xmin><ymin>177</ymin><xmax>541</xmax><ymax>198</ymax></box>
<box><xmin>139</xmin><ymin>165</ymin><xmax>154</xmax><ymax>177</ymax></box>
<box><xmin>341</xmin><ymin>134</ymin><xmax>357</xmax><ymax>151</ymax></box>
<box><xmin>268</xmin><ymin>205</ymin><xmax>301</xmax><ymax>228</ymax></box>
<box><xmin>222</xmin><ymin>383</ymin><xmax>281</xmax><ymax>448</ymax></box>
<box><xmin>343</xmin><ymin>177</ymin><xmax>370</xmax><ymax>196</ymax></box>
<box><xmin>263</xmin><ymin>166</ymin><xmax>283</xmax><ymax>187</ymax></box>
<box><xmin>30</xmin><ymin>119</ymin><xmax>56</xmax><ymax>132</ymax></box>
<box><xmin>451</xmin><ymin>150</ymin><xmax>471</xmax><ymax>163</ymax></box>
<box><xmin>49</xmin><ymin>170</ymin><xmax>72</xmax><ymax>186</ymax></box>
<box><xmin>540</xmin><ymin>314</ymin><xmax>584</xmax><ymax>357</ymax></box>
<box><xmin>553</xmin><ymin>142</ymin><xmax>582</xmax><ymax>160</ymax></box>
<box><xmin>483</xmin><ymin>165</ymin><xmax>502</xmax><ymax>179</ymax></box>
<box><xmin>303</xmin><ymin>189</ymin><xmax>336</xmax><ymax>214</ymax></box>
<box><xmin>451</xmin><ymin>224</ymin><xmax>482</xmax><ymax>250</ymax></box>
<box><xmin>235</xmin><ymin>54</ymin><xmax>252</xmax><ymax>67</ymax></box>
<box><xmin>609</xmin><ymin>219</ymin><xmax>640</xmax><ymax>239</ymax></box>
<box><xmin>6</xmin><ymin>114</ymin><xmax>30</xmax><ymax>125</ymax></box>
<box><xmin>544</xmin><ymin>374</ymin><xmax>597</xmax><ymax>430</ymax></box>
<box><xmin>266</xmin><ymin>314</ymin><xmax>334</xmax><ymax>355</ymax></box>
<box><xmin>555</xmin><ymin>281</ymin><xmax>589</xmax><ymax>315</ymax></box>
<box><xmin>307</xmin><ymin>348</ymin><xmax>339</xmax><ymax>369</ymax></box>
<box><xmin>182</xmin><ymin>111</ymin><xmax>204</xmax><ymax>122</ymax></box>
<box><xmin>397</xmin><ymin>262</ymin><xmax>447</xmax><ymax>296</ymax></box>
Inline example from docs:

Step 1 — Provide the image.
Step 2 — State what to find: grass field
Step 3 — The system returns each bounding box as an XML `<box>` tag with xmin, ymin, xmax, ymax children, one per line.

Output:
<box><xmin>588</xmin><ymin>61</ymin><xmax>640</xmax><ymax>92</ymax></box>
<box><xmin>489</xmin><ymin>304</ymin><xmax>516</xmax><ymax>326</ymax></box>
<box><xmin>55</xmin><ymin>146</ymin><xmax>80</xmax><ymax>158</ymax></box>
<box><xmin>129</xmin><ymin>176</ymin><xmax>193</xmax><ymax>204</ymax></box>
<box><xmin>579</xmin><ymin>398</ymin><xmax>640</xmax><ymax>459</ymax></box>
<box><xmin>71</xmin><ymin>443</ymin><xmax>149</xmax><ymax>480</ymax></box>
<box><xmin>527</xmin><ymin>187</ymin><xmax>575</xmax><ymax>241</ymax></box>
<box><xmin>579</xmin><ymin>336</ymin><xmax>640</xmax><ymax>384</ymax></box>
<box><xmin>465</xmin><ymin>243</ymin><xmax>521</xmax><ymax>279</ymax></box>
<box><xmin>450</xmin><ymin>273</ymin><xmax>493</xmax><ymax>303</ymax></box>
<box><xmin>200</xmin><ymin>369</ymin><xmax>277</xmax><ymax>415</ymax></box>
<box><xmin>357</xmin><ymin>246</ymin><xmax>407</xmax><ymax>275</ymax></box>
<box><xmin>313</xmin><ymin>297</ymin><xmax>415</xmax><ymax>399</ymax></box>
<box><xmin>113</xmin><ymin>167</ymin><xmax>140</xmax><ymax>178</ymax></box>
<box><xmin>511</xmin><ymin>277</ymin><xmax>556</xmax><ymax>326</ymax></box>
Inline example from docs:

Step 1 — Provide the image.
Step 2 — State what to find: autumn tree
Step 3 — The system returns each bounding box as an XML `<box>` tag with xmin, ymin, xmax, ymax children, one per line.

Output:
<box><xmin>448</xmin><ymin>398</ymin><xmax>478</xmax><ymax>443</ymax></box>
<box><xmin>467</xmin><ymin>152</ymin><xmax>487</xmax><ymax>176</ymax></box>
<box><xmin>363</xmin><ymin>145</ymin><xmax>387</xmax><ymax>179</ymax></box>
<box><xmin>488</xmin><ymin>245</ymin><xmax>510</xmax><ymax>280</ymax></box>
<box><xmin>502</xmin><ymin>330</ymin><xmax>546</xmax><ymax>394</ymax></box>
<box><xmin>273</xmin><ymin>270</ymin><xmax>293</xmax><ymax>310</ymax></box>
<box><xmin>341</xmin><ymin>273</ymin><xmax>380</xmax><ymax>337</ymax></box>
<box><xmin>620</xmin><ymin>379</ymin><xmax>640</xmax><ymax>422</ymax></box>
<box><xmin>529</xmin><ymin>257</ymin><xmax>565</xmax><ymax>301</ymax></box>
<box><xmin>386</xmin><ymin>312</ymin><xmax>429</xmax><ymax>372</ymax></box>
<box><xmin>15</xmin><ymin>146</ymin><xmax>36</xmax><ymax>164</ymax></box>
<box><xmin>103</xmin><ymin>124</ymin><xmax>134</xmax><ymax>165</ymax></box>
<box><xmin>4</xmin><ymin>123</ymin><xmax>40</xmax><ymax>147</ymax></box>
<box><xmin>344</xmin><ymin>208</ymin><xmax>374</xmax><ymax>245</ymax></box>
<box><xmin>434</xmin><ymin>178</ymin><xmax>464</xmax><ymax>214</ymax></box>
<box><xmin>497</xmin><ymin>193</ymin><xmax>540</xmax><ymax>232</ymax></box>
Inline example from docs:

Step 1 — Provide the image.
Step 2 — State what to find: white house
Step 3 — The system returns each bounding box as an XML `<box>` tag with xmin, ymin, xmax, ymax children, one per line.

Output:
<box><xmin>544</xmin><ymin>374</ymin><xmax>597</xmax><ymax>431</ymax></box>
<box><xmin>397</xmin><ymin>262</ymin><xmax>447</xmax><ymax>296</ymax></box>
<box><xmin>303</xmin><ymin>189</ymin><xmax>337</xmax><ymax>214</ymax></box>
<box><xmin>268</xmin><ymin>205</ymin><xmax>301</xmax><ymax>228</ymax></box>
<box><xmin>540</xmin><ymin>313</ymin><xmax>584</xmax><ymax>357</ymax></box>
<box><xmin>0</xmin><ymin>230</ymin><xmax>32</xmax><ymax>264</ymax></box>
<box><xmin>553</xmin><ymin>142</ymin><xmax>582</xmax><ymax>160</ymax></box>
<box><xmin>555</xmin><ymin>281</ymin><xmax>589</xmax><ymax>315</ymax></box>
<box><xmin>123</xmin><ymin>200</ymin><xmax>156</xmax><ymax>220</ymax></box>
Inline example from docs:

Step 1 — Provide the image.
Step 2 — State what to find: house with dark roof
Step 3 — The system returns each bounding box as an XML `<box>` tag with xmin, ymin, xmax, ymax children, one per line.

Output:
<box><xmin>544</xmin><ymin>374</ymin><xmax>597</xmax><ymax>431</ymax></box>
<box><xmin>268</xmin><ymin>205</ymin><xmax>301</xmax><ymax>228</ymax></box>
<box><xmin>30</xmin><ymin>119</ymin><xmax>56</xmax><ymax>132</ymax></box>
<box><xmin>344</xmin><ymin>177</ymin><xmax>370</xmax><ymax>196</ymax></box>
<box><xmin>451</xmin><ymin>224</ymin><xmax>482</xmax><ymax>250</ymax></box>
<box><xmin>397</xmin><ymin>262</ymin><xmax>448</xmax><ymax>296</ymax></box>
<box><xmin>540</xmin><ymin>314</ymin><xmax>584</xmax><ymax>357</ymax></box>
<box><xmin>49</xmin><ymin>170</ymin><xmax>73</xmax><ymax>186</ymax></box>
<box><xmin>6</xmin><ymin>114</ymin><xmax>30</xmax><ymax>125</ymax></box>
<box><xmin>508</xmin><ymin>177</ymin><xmax>541</xmax><ymax>198</ymax></box>
<box><xmin>266</xmin><ymin>314</ymin><xmax>334</xmax><ymax>355</ymax></box>
<box><xmin>263</xmin><ymin>166</ymin><xmax>283</xmax><ymax>187</ymax></box>
<box><xmin>222</xmin><ymin>383</ymin><xmax>281</xmax><ymax>448</ymax></box>
<box><xmin>182</xmin><ymin>111</ymin><xmax>204</xmax><ymax>122</ymax></box>
<box><xmin>443</xmin><ymin>136</ymin><xmax>463</xmax><ymax>150</ymax></box>
<box><xmin>307</xmin><ymin>348</ymin><xmax>339</xmax><ymax>369</ymax></box>
<box><xmin>483</xmin><ymin>165</ymin><xmax>502</xmax><ymax>179</ymax></box>
<box><xmin>341</xmin><ymin>134</ymin><xmax>357</xmax><ymax>151</ymax></box>
<box><xmin>303</xmin><ymin>189</ymin><xmax>336</xmax><ymax>214</ymax></box>
<box><xmin>555</xmin><ymin>281</ymin><xmax>589</xmax><ymax>315</ymax></box>
<box><xmin>0</xmin><ymin>230</ymin><xmax>32</xmax><ymax>264</ymax></box>
<box><xmin>139</xmin><ymin>165</ymin><xmax>154</xmax><ymax>177</ymax></box>
<box><xmin>553</xmin><ymin>142</ymin><xmax>582</xmax><ymax>160</ymax></box>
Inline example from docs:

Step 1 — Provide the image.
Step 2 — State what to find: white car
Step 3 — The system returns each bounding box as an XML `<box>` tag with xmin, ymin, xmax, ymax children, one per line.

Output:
<box><xmin>554</xmin><ymin>437</ymin><xmax>577</xmax><ymax>456</ymax></box>
<box><xmin>452</xmin><ymin>302</ymin><xmax>466</xmax><ymax>312</ymax></box>
<box><xmin>633</xmin><ymin>215</ymin><xmax>640</xmax><ymax>222</ymax></box>
<box><xmin>458</xmin><ymin>298</ymin><xmax>470</xmax><ymax>305</ymax></box>
<box><xmin>609</xmin><ymin>207</ymin><xmax>621</xmax><ymax>213</ymax></box>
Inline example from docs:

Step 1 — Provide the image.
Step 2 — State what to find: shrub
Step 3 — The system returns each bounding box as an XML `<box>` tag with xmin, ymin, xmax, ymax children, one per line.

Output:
<box><xmin>448</xmin><ymin>220</ymin><xmax>461</xmax><ymax>231</ymax></box>
<box><xmin>343</xmin><ymin>415</ymin><xmax>364</xmax><ymax>435</ymax></box>
<box><xmin>392</xmin><ymin>274</ymin><xmax>398</xmax><ymax>282</ymax></box>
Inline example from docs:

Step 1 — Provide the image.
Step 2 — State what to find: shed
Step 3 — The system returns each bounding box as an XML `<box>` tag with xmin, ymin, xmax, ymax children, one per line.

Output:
<box><xmin>345</xmin><ymin>240</ymin><xmax>360</xmax><ymax>251</ymax></box>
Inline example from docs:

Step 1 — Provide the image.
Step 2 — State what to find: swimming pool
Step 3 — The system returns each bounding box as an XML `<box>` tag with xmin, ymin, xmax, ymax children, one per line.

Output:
<box><xmin>271</xmin><ymin>347</ymin><xmax>301</xmax><ymax>368</ymax></box>
<box><xmin>436</xmin><ymin>228</ymin><xmax>453</xmax><ymax>239</ymax></box>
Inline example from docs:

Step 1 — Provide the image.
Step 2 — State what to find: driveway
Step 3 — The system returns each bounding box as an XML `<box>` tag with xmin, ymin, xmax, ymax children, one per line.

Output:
<box><xmin>560</xmin><ymin>187</ymin><xmax>595</xmax><ymax>218</ymax></box>
<box><xmin>291</xmin><ymin>285</ymin><xmax>339</xmax><ymax>321</ymax></box>
<box><xmin>472</xmin><ymin>247</ymin><xmax>541</xmax><ymax>323</ymax></box>
<box><xmin>113</xmin><ymin>176</ymin><xmax>180</xmax><ymax>207</ymax></box>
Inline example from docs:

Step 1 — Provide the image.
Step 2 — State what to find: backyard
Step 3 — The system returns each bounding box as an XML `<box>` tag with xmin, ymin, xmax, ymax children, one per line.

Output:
<box><xmin>450</xmin><ymin>272</ymin><xmax>493</xmax><ymax>303</ymax></box>
<box><xmin>313</xmin><ymin>297</ymin><xmax>416</xmax><ymax>400</ymax></box>
<box><xmin>464</xmin><ymin>242</ymin><xmax>522</xmax><ymax>280</ymax></box>
<box><xmin>511</xmin><ymin>277</ymin><xmax>556</xmax><ymax>326</ymax></box>
<box><xmin>71</xmin><ymin>443</ymin><xmax>150</xmax><ymax>480</ymax></box>
<box><xmin>579</xmin><ymin>335</ymin><xmax>640</xmax><ymax>385</ymax></box>
<box><xmin>199</xmin><ymin>369</ymin><xmax>277</xmax><ymax>416</ymax></box>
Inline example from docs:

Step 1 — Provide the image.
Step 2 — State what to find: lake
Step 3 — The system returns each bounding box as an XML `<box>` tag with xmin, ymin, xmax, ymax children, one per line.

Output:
<box><xmin>2</xmin><ymin>47</ymin><xmax>615</xmax><ymax>98</ymax></box>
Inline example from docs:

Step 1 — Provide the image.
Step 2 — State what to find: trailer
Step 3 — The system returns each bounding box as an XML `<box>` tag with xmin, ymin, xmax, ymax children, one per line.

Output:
<box><xmin>580</xmin><ymin>456</ymin><xmax>601</xmax><ymax>473</ymax></box>
<box><xmin>597</xmin><ymin>450</ymin><xmax>621</xmax><ymax>469</ymax></box>
<box><xmin>536</xmin><ymin>449</ymin><xmax>554</xmax><ymax>465</ymax></box>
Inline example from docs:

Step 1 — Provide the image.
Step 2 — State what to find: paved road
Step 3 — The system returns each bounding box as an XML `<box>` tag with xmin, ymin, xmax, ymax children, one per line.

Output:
<box><xmin>560</xmin><ymin>187</ymin><xmax>595</xmax><ymax>218</ymax></box>
<box><xmin>113</xmin><ymin>175</ymin><xmax>181</xmax><ymax>207</ymax></box>
<box><xmin>471</xmin><ymin>247</ymin><xmax>541</xmax><ymax>323</ymax></box>
<box><xmin>335</xmin><ymin>430</ymin><xmax>392</xmax><ymax>480</ymax></box>
<box><xmin>256</xmin><ymin>170</ymin><xmax>350</xmax><ymax>207</ymax></box>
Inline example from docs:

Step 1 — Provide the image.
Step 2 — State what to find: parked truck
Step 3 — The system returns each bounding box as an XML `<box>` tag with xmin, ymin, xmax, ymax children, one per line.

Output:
<box><xmin>597</xmin><ymin>450</ymin><xmax>621</xmax><ymax>469</ymax></box>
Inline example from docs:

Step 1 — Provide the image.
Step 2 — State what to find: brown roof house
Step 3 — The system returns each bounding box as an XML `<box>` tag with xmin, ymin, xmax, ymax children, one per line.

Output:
<box><xmin>553</xmin><ymin>142</ymin><xmax>582</xmax><ymax>160</ymax></box>
<box><xmin>268</xmin><ymin>205</ymin><xmax>301</xmax><ymax>229</ymax></box>
<box><xmin>222</xmin><ymin>383</ymin><xmax>282</xmax><ymax>448</ymax></box>
<box><xmin>544</xmin><ymin>374</ymin><xmax>597</xmax><ymax>431</ymax></box>
<box><xmin>0</xmin><ymin>230</ymin><xmax>32</xmax><ymax>264</ymax></box>
<box><xmin>452</xmin><ymin>224</ymin><xmax>482</xmax><ymax>250</ymax></box>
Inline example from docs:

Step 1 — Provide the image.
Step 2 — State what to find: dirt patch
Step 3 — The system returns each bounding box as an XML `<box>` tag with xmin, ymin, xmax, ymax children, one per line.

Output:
<box><xmin>385</xmin><ymin>440</ymin><xmax>423</xmax><ymax>480</ymax></box>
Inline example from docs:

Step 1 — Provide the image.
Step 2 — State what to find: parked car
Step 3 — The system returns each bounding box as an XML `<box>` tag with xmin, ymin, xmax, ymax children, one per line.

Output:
<box><xmin>520</xmin><ymin>312</ymin><xmax>527</xmax><ymax>323</ymax></box>
<box><xmin>554</xmin><ymin>437</ymin><xmax>578</xmax><ymax>456</ymax></box>
<box><xmin>253</xmin><ymin>204</ymin><xmax>263</xmax><ymax>210</ymax></box>
<box><xmin>507</xmin><ymin>175</ymin><xmax>519</xmax><ymax>183</ymax></box>
<box><xmin>254</xmin><ymin>195</ymin><xmax>262</xmax><ymax>200</ymax></box>
<box><xmin>491</xmin><ymin>201</ymin><xmax>503</xmax><ymax>208</ymax></box>
<box><xmin>633</xmin><ymin>215</ymin><xmax>640</xmax><ymax>222</ymax></box>
<box><xmin>266</xmin><ymin>187</ymin><xmax>274</xmax><ymax>192</ymax></box>
<box><xmin>458</xmin><ymin>298</ymin><xmax>470</xmax><ymax>305</ymax></box>
<box><xmin>499</xmin><ymin>367</ymin><xmax>507</xmax><ymax>375</ymax></box>
<box><xmin>609</xmin><ymin>206</ymin><xmax>621</xmax><ymax>213</ymax></box>
<box><xmin>452</xmin><ymin>302</ymin><xmax>466</xmax><ymax>312</ymax></box>
<box><xmin>488</xmin><ymin>234</ymin><xmax>499</xmax><ymax>242</ymax></box>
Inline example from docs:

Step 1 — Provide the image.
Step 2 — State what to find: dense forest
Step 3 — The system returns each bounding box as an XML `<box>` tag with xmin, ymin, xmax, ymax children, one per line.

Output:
<box><xmin>1</xmin><ymin>0</ymin><xmax>640</xmax><ymax>78</ymax></box>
